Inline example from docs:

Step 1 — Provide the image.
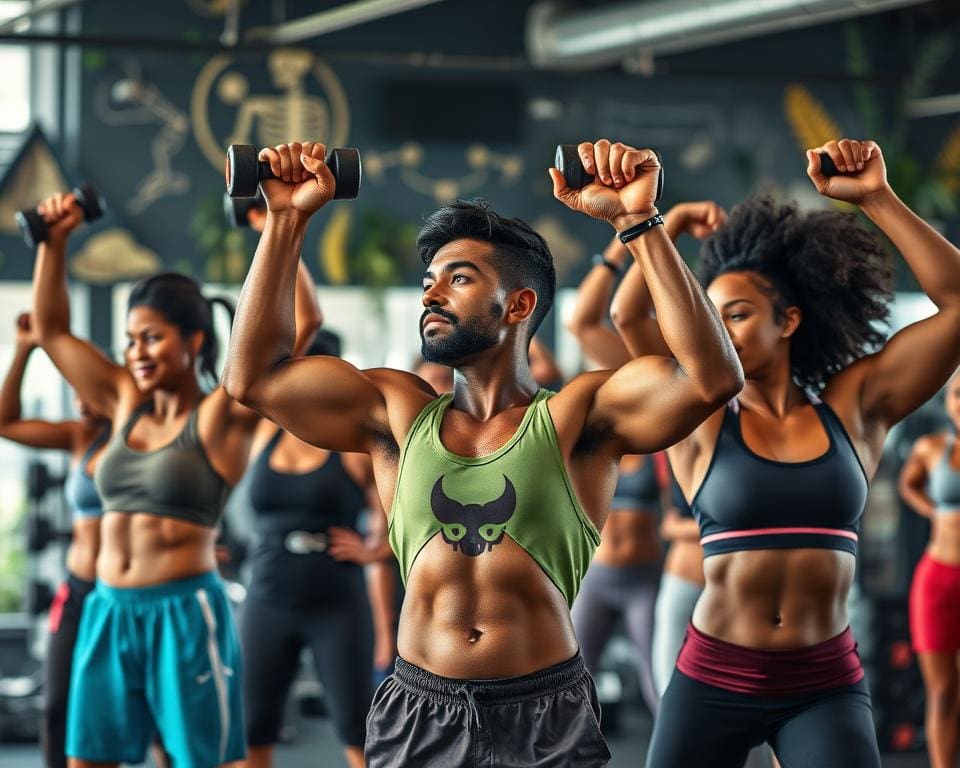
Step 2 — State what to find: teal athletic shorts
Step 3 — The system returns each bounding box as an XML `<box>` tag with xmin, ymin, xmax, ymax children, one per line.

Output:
<box><xmin>66</xmin><ymin>570</ymin><xmax>245</xmax><ymax>767</ymax></box>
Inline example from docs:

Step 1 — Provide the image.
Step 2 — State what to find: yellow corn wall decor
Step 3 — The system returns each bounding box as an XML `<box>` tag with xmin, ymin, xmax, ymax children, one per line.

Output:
<box><xmin>320</xmin><ymin>206</ymin><xmax>351</xmax><ymax>285</ymax></box>
<box><xmin>935</xmin><ymin>122</ymin><xmax>960</xmax><ymax>194</ymax></box>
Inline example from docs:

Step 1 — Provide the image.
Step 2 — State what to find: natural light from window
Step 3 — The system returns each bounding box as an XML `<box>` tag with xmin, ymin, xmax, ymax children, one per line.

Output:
<box><xmin>0</xmin><ymin>1</ymin><xmax>31</xmax><ymax>132</ymax></box>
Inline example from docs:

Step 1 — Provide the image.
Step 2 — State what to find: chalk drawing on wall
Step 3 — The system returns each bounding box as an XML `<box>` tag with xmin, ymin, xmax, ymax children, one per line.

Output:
<box><xmin>94</xmin><ymin>77</ymin><xmax>191</xmax><ymax>215</ymax></box>
<box><xmin>192</xmin><ymin>49</ymin><xmax>350</xmax><ymax>173</ymax></box>
<box><xmin>70</xmin><ymin>228</ymin><xmax>161</xmax><ymax>284</ymax></box>
<box><xmin>364</xmin><ymin>142</ymin><xmax>524</xmax><ymax>204</ymax></box>
<box><xmin>0</xmin><ymin>126</ymin><xmax>70</xmax><ymax>236</ymax></box>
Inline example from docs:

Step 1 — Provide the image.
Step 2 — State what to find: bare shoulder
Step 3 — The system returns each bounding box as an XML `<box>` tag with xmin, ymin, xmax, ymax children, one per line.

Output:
<box><xmin>363</xmin><ymin>367</ymin><xmax>440</xmax><ymax>446</ymax></box>
<box><xmin>913</xmin><ymin>432</ymin><xmax>948</xmax><ymax>465</ymax></box>
<box><xmin>548</xmin><ymin>370</ymin><xmax>615</xmax><ymax>456</ymax></box>
<box><xmin>822</xmin><ymin>355</ymin><xmax>872</xmax><ymax>411</ymax></box>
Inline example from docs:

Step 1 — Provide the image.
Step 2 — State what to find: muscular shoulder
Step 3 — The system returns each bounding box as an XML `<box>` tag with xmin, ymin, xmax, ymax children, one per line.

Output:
<box><xmin>912</xmin><ymin>432</ymin><xmax>948</xmax><ymax>465</ymax></box>
<box><xmin>548</xmin><ymin>371</ymin><xmax>615</xmax><ymax>457</ymax></box>
<box><xmin>363</xmin><ymin>368</ymin><xmax>439</xmax><ymax>451</ymax></box>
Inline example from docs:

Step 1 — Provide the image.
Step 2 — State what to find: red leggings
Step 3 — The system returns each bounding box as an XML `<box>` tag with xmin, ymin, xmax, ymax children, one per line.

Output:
<box><xmin>910</xmin><ymin>552</ymin><xmax>960</xmax><ymax>653</ymax></box>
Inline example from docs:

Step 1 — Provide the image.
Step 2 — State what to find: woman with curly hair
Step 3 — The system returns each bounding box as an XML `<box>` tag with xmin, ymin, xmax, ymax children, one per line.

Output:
<box><xmin>628</xmin><ymin>138</ymin><xmax>960</xmax><ymax>767</ymax></box>
<box><xmin>898</xmin><ymin>371</ymin><xmax>960</xmax><ymax>768</ymax></box>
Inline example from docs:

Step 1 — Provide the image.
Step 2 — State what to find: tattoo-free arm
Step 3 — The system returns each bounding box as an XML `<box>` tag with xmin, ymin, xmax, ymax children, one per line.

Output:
<box><xmin>0</xmin><ymin>344</ymin><xmax>77</xmax><ymax>450</ymax></box>
<box><xmin>565</xmin><ymin>237</ymin><xmax>630</xmax><ymax>369</ymax></box>
<box><xmin>898</xmin><ymin>437</ymin><xmax>936</xmax><ymax>519</ymax></box>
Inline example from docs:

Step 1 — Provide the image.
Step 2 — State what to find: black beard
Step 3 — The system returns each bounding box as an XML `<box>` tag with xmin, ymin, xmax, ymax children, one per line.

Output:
<box><xmin>420</xmin><ymin>304</ymin><xmax>502</xmax><ymax>366</ymax></box>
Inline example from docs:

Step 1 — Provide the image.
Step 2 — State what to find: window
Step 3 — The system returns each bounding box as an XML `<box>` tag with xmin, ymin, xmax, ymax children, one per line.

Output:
<box><xmin>0</xmin><ymin>1</ymin><xmax>31</xmax><ymax>133</ymax></box>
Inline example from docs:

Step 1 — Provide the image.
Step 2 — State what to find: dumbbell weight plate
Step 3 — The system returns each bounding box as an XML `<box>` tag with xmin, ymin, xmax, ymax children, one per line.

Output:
<box><xmin>328</xmin><ymin>148</ymin><xmax>362</xmax><ymax>200</ymax></box>
<box><xmin>75</xmin><ymin>183</ymin><xmax>106</xmax><ymax>220</ymax></box>
<box><xmin>26</xmin><ymin>515</ymin><xmax>52</xmax><ymax>552</ymax></box>
<box><xmin>555</xmin><ymin>144</ymin><xmax>664</xmax><ymax>203</ymax></box>
<box><xmin>15</xmin><ymin>210</ymin><xmax>47</xmax><ymax>250</ymax></box>
<box><xmin>25</xmin><ymin>579</ymin><xmax>54</xmax><ymax>615</ymax></box>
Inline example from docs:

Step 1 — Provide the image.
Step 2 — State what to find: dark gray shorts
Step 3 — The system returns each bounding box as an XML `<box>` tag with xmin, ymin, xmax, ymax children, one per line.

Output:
<box><xmin>365</xmin><ymin>654</ymin><xmax>611</xmax><ymax>767</ymax></box>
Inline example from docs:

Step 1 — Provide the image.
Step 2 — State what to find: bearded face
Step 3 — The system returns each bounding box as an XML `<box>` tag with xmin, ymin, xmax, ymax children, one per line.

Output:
<box><xmin>419</xmin><ymin>300</ymin><xmax>504</xmax><ymax>366</ymax></box>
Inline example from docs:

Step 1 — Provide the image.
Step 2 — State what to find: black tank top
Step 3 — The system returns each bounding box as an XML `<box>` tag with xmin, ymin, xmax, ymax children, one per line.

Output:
<box><xmin>245</xmin><ymin>430</ymin><xmax>367</xmax><ymax>607</ymax></box>
<box><xmin>692</xmin><ymin>396</ymin><xmax>868</xmax><ymax>558</ymax></box>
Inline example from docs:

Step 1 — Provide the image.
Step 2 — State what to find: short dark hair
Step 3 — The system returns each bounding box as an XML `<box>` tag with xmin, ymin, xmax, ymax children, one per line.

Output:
<box><xmin>699</xmin><ymin>194</ymin><xmax>893</xmax><ymax>391</ymax></box>
<box><xmin>127</xmin><ymin>273</ymin><xmax>235</xmax><ymax>388</ymax></box>
<box><xmin>305</xmin><ymin>328</ymin><xmax>342</xmax><ymax>358</ymax></box>
<box><xmin>417</xmin><ymin>199</ymin><xmax>556</xmax><ymax>337</ymax></box>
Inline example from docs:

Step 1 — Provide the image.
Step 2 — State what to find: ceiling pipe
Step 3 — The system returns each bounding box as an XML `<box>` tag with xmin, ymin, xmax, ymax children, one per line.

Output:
<box><xmin>527</xmin><ymin>0</ymin><xmax>931</xmax><ymax>70</ymax></box>
<box><xmin>246</xmin><ymin>0</ymin><xmax>445</xmax><ymax>44</ymax></box>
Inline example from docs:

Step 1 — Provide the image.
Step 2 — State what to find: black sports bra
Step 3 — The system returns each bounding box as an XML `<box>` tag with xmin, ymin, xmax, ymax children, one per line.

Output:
<box><xmin>691</xmin><ymin>396</ymin><xmax>868</xmax><ymax>558</ymax></box>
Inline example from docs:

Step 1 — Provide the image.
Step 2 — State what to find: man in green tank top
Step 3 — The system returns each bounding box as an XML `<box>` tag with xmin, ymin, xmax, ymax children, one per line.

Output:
<box><xmin>225</xmin><ymin>138</ymin><xmax>743</xmax><ymax>767</ymax></box>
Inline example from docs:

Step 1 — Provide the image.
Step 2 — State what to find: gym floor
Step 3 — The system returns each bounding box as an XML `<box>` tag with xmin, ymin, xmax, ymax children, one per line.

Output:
<box><xmin>0</xmin><ymin>705</ymin><xmax>932</xmax><ymax>766</ymax></box>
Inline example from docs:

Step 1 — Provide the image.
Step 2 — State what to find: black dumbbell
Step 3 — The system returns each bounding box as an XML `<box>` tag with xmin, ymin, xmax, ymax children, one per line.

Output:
<box><xmin>223</xmin><ymin>189</ymin><xmax>267</xmax><ymax>229</ymax></box>
<box><xmin>555</xmin><ymin>144</ymin><xmax>664</xmax><ymax>203</ymax></box>
<box><xmin>26</xmin><ymin>514</ymin><xmax>72</xmax><ymax>553</ymax></box>
<box><xmin>225</xmin><ymin>144</ymin><xmax>362</xmax><ymax>200</ymax></box>
<box><xmin>26</xmin><ymin>461</ymin><xmax>64</xmax><ymax>501</ymax></box>
<box><xmin>16</xmin><ymin>184</ymin><xmax>105</xmax><ymax>249</ymax></box>
<box><xmin>25</xmin><ymin>579</ymin><xmax>55</xmax><ymax>615</ymax></box>
<box><xmin>818</xmin><ymin>153</ymin><xmax>845</xmax><ymax>177</ymax></box>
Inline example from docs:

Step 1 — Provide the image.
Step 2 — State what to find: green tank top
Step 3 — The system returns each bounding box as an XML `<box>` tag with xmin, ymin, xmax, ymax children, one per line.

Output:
<box><xmin>389</xmin><ymin>389</ymin><xmax>601</xmax><ymax>608</ymax></box>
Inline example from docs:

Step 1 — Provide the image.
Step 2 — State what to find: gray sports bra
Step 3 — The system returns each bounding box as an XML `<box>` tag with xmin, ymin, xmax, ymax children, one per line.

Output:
<box><xmin>930</xmin><ymin>436</ymin><xmax>960</xmax><ymax>515</ymax></box>
<box><xmin>94</xmin><ymin>401</ymin><xmax>230</xmax><ymax>528</ymax></box>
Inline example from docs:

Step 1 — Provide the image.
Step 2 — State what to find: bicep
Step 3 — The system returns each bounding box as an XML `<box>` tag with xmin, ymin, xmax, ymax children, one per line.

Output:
<box><xmin>859</xmin><ymin>307</ymin><xmax>960</xmax><ymax>428</ymax></box>
<box><xmin>240</xmin><ymin>356</ymin><xmax>388</xmax><ymax>453</ymax></box>
<box><xmin>42</xmin><ymin>332</ymin><xmax>129</xmax><ymax>418</ymax></box>
<box><xmin>593</xmin><ymin>356</ymin><xmax>722</xmax><ymax>454</ymax></box>
<box><xmin>0</xmin><ymin>420</ymin><xmax>78</xmax><ymax>451</ymax></box>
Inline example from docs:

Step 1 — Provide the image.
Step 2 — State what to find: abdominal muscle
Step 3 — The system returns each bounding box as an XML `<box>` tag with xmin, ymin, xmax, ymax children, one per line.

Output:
<box><xmin>97</xmin><ymin>511</ymin><xmax>218</xmax><ymax>587</ymax></box>
<box><xmin>397</xmin><ymin>533</ymin><xmax>579</xmax><ymax>679</ymax></box>
<box><xmin>693</xmin><ymin>548</ymin><xmax>856</xmax><ymax>649</ymax></box>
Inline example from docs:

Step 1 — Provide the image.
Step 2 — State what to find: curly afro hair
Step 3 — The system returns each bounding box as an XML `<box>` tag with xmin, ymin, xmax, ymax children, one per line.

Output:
<box><xmin>699</xmin><ymin>194</ymin><xmax>893</xmax><ymax>391</ymax></box>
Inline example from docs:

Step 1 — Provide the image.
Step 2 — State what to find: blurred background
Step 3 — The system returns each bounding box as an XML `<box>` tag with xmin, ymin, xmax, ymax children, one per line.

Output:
<box><xmin>0</xmin><ymin>0</ymin><xmax>958</xmax><ymax>764</ymax></box>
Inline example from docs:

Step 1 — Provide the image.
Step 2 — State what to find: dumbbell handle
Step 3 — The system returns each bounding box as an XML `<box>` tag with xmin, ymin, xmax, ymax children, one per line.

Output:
<box><xmin>256</xmin><ymin>152</ymin><xmax>355</xmax><ymax>195</ymax></box>
<box><xmin>818</xmin><ymin>153</ymin><xmax>841</xmax><ymax>178</ymax></box>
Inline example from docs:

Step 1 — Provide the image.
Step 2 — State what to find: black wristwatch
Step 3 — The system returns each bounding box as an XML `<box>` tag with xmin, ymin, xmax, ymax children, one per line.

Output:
<box><xmin>618</xmin><ymin>214</ymin><xmax>664</xmax><ymax>244</ymax></box>
<box><xmin>591</xmin><ymin>253</ymin><xmax>623</xmax><ymax>275</ymax></box>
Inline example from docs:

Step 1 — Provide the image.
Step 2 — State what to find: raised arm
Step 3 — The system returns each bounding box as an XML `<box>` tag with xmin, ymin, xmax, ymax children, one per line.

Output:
<box><xmin>812</xmin><ymin>140</ymin><xmax>960</xmax><ymax>429</ymax></box>
<box><xmin>0</xmin><ymin>313</ymin><xmax>78</xmax><ymax>450</ymax></box>
<box><xmin>293</xmin><ymin>259</ymin><xmax>323</xmax><ymax>355</ymax></box>
<box><xmin>551</xmin><ymin>141</ymin><xmax>743</xmax><ymax>455</ymax></box>
<box><xmin>31</xmin><ymin>193</ymin><xmax>133</xmax><ymax>419</ymax></box>
<box><xmin>222</xmin><ymin>142</ymin><xmax>401</xmax><ymax>453</ymax></box>
<box><xmin>565</xmin><ymin>237</ymin><xmax>630</xmax><ymax>369</ymax></box>
<box><xmin>610</xmin><ymin>201</ymin><xmax>727</xmax><ymax>359</ymax></box>
<box><xmin>898</xmin><ymin>435</ymin><xmax>937</xmax><ymax>519</ymax></box>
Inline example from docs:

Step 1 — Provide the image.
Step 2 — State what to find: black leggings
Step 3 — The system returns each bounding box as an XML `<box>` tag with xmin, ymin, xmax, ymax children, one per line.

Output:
<box><xmin>42</xmin><ymin>573</ymin><xmax>94</xmax><ymax>768</ymax></box>
<box><xmin>240</xmin><ymin>591</ymin><xmax>374</xmax><ymax>748</ymax></box>
<box><xmin>646</xmin><ymin>670</ymin><xmax>880</xmax><ymax>768</ymax></box>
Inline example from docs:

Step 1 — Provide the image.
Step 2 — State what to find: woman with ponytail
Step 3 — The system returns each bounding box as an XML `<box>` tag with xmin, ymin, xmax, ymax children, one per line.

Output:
<box><xmin>28</xmin><ymin>190</ymin><xmax>319</xmax><ymax>768</ymax></box>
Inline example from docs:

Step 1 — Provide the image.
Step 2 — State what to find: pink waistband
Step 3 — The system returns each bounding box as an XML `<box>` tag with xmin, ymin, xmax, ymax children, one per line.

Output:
<box><xmin>700</xmin><ymin>527</ymin><xmax>858</xmax><ymax>545</ymax></box>
<box><xmin>676</xmin><ymin>623</ymin><xmax>864</xmax><ymax>695</ymax></box>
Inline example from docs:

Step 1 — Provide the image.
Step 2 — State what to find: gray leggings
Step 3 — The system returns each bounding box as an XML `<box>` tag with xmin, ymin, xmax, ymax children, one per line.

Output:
<box><xmin>571</xmin><ymin>561</ymin><xmax>661</xmax><ymax>715</ymax></box>
<box><xmin>652</xmin><ymin>572</ymin><xmax>703</xmax><ymax>696</ymax></box>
